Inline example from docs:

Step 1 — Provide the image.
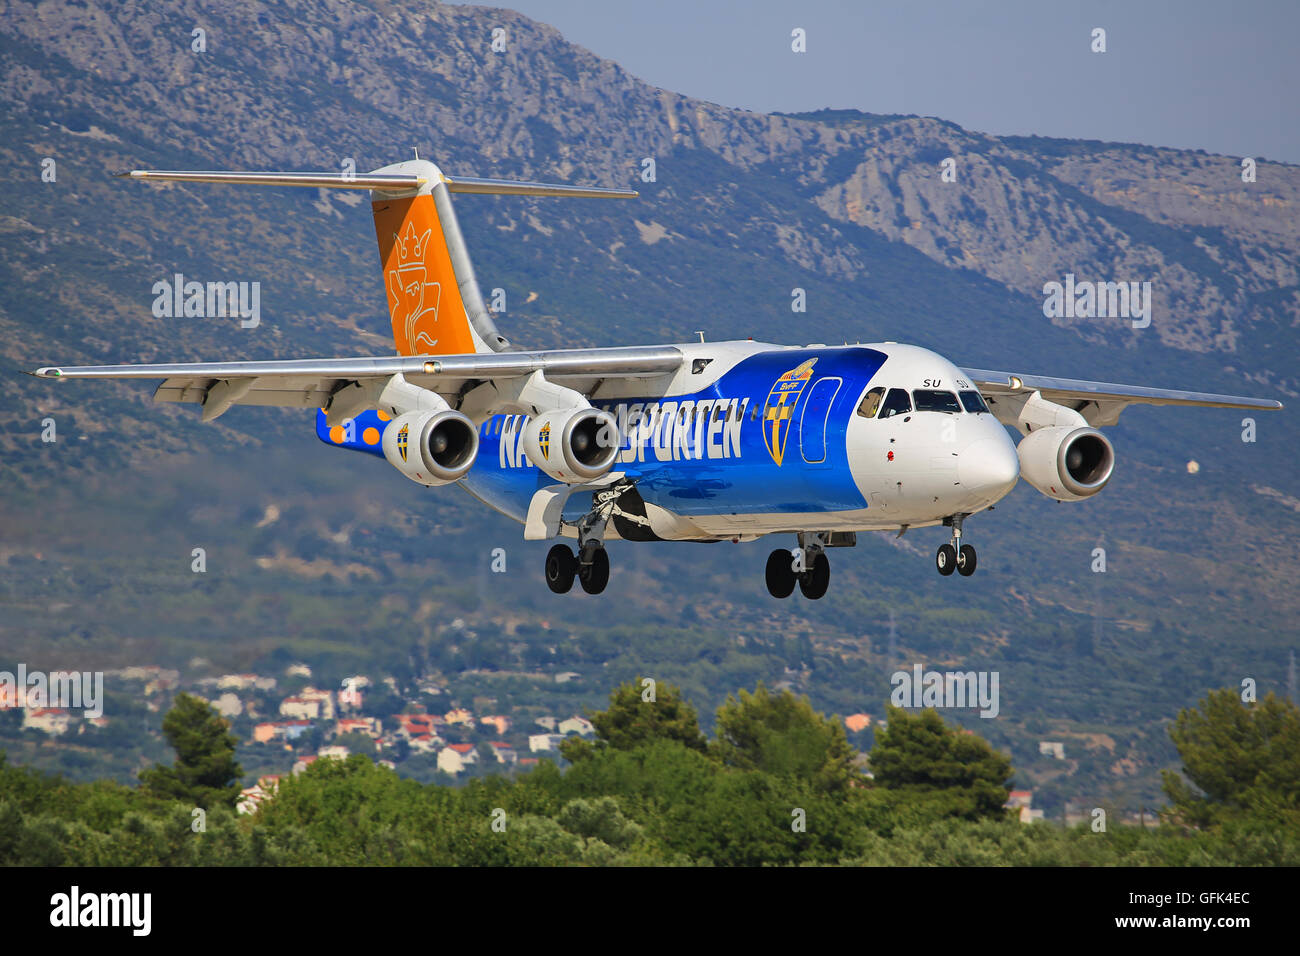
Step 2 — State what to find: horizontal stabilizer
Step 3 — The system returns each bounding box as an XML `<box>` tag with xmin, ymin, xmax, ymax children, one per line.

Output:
<box><xmin>441</xmin><ymin>175</ymin><xmax>637</xmax><ymax>199</ymax></box>
<box><xmin>117</xmin><ymin>169</ymin><xmax>637</xmax><ymax>198</ymax></box>
<box><xmin>117</xmin><ymin>169</ymin><xmax>424</xmax><ymax>190</ymax></box>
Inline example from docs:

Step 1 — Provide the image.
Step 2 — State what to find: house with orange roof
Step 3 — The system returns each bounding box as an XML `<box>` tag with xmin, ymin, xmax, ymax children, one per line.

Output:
<box><xmin>396</xmin><ymin>713</ymin><xmax>446</xmax><ymax>738</ymax></box>
<box><xmin>844</xmin><ymin>713</ymin><xmax>872</xmax><ymax>733</ymax></box>
<box><xmin>23</xmin><ymin>708</ymin><xmax>71</xmax><ymax>735</ymax></box>
<box><xmin>438</xmin><ymin>742</ymin><xmax>479</xmax><ymax>775</ymax></box>
<box><xmin>335</xmin><ymin>717</ymin><xmax>380</xmax><ymax>738</ymax></box>
<box><xmin>292</xmin><ymin>755</ymin><xmax>318</xmax><ymax>775</ymax></box>
<box><xmin>479</xmin><ymin>715</ymin><xmax>511</xmax><ymax>735</ymax></box>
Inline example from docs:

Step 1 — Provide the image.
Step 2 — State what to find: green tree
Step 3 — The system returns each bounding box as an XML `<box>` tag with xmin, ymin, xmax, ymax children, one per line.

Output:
<box><xmin>712</xmin><ymin>683</ymin><xmax>857</xmax><ymax>794</ymax></box>
<box><xmin>1162</xmin><ymin>688</ymin><xmax>1300</xmax><ymax>828</ymax></box>
<box><xmin>560</xmin><ymin>677</ymin><xmax>706</xmax><ymax>762</ymax></box>
<box><xmin>139</xmin><ymin>693</ymin><xmax>242</xmax><ymax>809</ymax></box>
<box><xmin>868</xmin><ymin>706</ymin><xmax>1012</xmax><ymax>820</ymax></box>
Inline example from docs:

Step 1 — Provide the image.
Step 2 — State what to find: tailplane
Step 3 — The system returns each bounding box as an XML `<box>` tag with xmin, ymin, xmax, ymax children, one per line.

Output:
<box><xmin>120</xmin><ymin>161</ymin><xmax>636</xmax><ymax>356</ymax></box>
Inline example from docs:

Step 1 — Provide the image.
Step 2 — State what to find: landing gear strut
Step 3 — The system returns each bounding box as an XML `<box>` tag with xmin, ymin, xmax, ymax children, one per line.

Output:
<box><xmin>766</xmin><ymin>533</ymin><xmax>831</xmax><ymax>600</ymax></box>
<box><xmin>936</xmin><ymin>514</ymin><xmax>977</xmax><ymax>577</ymax></box>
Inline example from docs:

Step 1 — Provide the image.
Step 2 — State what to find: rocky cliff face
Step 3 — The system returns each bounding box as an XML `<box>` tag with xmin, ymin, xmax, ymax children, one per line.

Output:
<box><xmin>3</xmin><ymin>0</ymin><xmax>1296</xmax><ymax>374</ymax></box>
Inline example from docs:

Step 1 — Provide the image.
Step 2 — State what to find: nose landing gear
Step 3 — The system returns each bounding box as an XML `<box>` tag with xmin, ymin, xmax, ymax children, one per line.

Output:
<box><xmin>935</xmin><ymin>514</ymin><xmax>978</xmax><ymax>577</ymax></box>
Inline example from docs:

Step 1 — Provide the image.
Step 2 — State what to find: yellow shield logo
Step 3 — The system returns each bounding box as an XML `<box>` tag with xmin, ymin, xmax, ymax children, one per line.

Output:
<box><xmin>397</xmin><ymin>423</ymin><xmax>410</xmax><ymax>462</ymax></box>
<box><xmin>762</xmin><ymin>358</ymin><xmax>817</xmax><ymax>466</ymax></box>
<box><xmin>539</xmin><ymin>422</ymin><xmax>551</xmax><ymax>460</ymax></box>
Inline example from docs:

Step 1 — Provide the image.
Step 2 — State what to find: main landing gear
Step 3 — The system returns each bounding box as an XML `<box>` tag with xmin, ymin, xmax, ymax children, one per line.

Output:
<box><xmin>766</xmin><ymin>533</ymin><xmax>831</xmax><ymax>600</ymax></box>
<box><xmin>935</xmin><ymin>514</ymin><xmax>977</xmax><ymax>577</ymax></box>
<box><xmin>545</xmin><ymin>542</ymin><xmax>609</xmax><ymax>594</ymax></box>
<box><xmin>544</xmin><ymin>490</ymin><xmax>615</xmax><ymax>595</ymax></box>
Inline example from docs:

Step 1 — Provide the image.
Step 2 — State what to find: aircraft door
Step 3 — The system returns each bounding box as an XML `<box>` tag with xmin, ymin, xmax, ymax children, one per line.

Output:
<box><xmin>800</xmin><ymin>377</ymin><xmax>841</xmax><ymax>465</ymax></box>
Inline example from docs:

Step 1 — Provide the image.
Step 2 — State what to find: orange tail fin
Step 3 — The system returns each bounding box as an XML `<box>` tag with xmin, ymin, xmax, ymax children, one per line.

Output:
<box><xmin>373</xmin><ymin>190</ymin><xmax>481</xmax><ymax>356</ymax></box>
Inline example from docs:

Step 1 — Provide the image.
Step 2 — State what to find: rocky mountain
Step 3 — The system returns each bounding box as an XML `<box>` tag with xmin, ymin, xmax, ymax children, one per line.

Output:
<box><xmin>1</xmin><ymin>0</ymin><xmax>1296</xmax><ymax>812</ymax></box>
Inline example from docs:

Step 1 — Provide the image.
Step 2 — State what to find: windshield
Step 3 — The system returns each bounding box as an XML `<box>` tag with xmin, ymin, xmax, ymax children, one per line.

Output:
<box><xmin>879</xmin><ymin>388</ymin><xmax>912</xmax><ymax>418</ymax></box>
<box><xmin>856</xmin><ymin>387</ymin><xmax>885</xmax><ymax>418</ymax></box>
<box><xmin>959</xmin><ymin>390</ymin><xmax>990</xmax><ymax>413</ymax></box>
<box><xmin>912</xmin><ymin>389</ymin><xmax>962</xmax><ymax>413</ymax></box>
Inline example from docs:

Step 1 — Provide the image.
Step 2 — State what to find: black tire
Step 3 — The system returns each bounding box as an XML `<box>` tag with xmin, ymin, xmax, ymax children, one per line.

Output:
<box><xmin>765</xmin><ymin>549</ymin><xmax>796</xmax><ymax>598</ymax></box>
<box><xmin>545</xmin><ymin>544</ymin><xmax>577</xmax><ymax>594</ymax></box>
<box><xmin>799</xmin><ymin>551</ymin><xmax>830</xmax><ymax>600</ymax></box>
<box><xmin>579</xmin><ymin>547</ymin><xmax>610</xmax><ymax>595</ymax></box>
<box><xmin>936</xmin><ymin>544</ymin><xmax>957</xmax><ymax>576</ymax></box>
<box><xmin>957</xmin><ymin>544</ymin><xmax>977</xmax><ymax>577</ymax></box>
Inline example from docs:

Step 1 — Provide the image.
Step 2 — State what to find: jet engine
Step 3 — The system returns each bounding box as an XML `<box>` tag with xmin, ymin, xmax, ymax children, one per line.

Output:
<box><xmin>522</xmin><ymin>407</ymin><xmax>620</xmax><ymax>483</ymax></box>
<box><xmin>381</xmin><ymin>409</ymin><xmax>479</xmax><ymax>486</ymax></box>
<box><xmin>1016</xmin><ymin>425</ymin><xmax>1114</xmax><ymax>501</ymax></box>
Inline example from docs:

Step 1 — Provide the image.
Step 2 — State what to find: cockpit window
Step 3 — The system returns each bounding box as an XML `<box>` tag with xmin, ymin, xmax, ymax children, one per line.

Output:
<box><xmin>912</xmin><ymin>389</ymin><xmax>962</xmax><ymax>413</ymax></box>
<box><xmin>856</xmin><ymin>387</ymin><xmax>885</xmax><ymax>418</ymax></box>
<box><xmin>959</xmin><ymin>390</ymin><xmax>989</xmax><ymax>414</ymax></box>
<box><xmin>879</xmin><ymin>388</ymin><xmax>912</xmax><ymax>418</ymax></box>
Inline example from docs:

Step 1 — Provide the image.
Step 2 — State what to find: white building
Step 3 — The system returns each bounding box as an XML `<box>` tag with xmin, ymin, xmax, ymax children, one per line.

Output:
<box><xmin>438</xmin><ymin>744</ymin><xmax>479</xmax><ymax>774</ymax></box>
<box><xmin>279</xmin><ymin>696</ymin><xmax>321</xmax><ymax>720</ymax></box>
<box><xmin>528</xmin><ymin>733</ymin><xmax>565</xmax><ymax>753</ymax></box>
<box><xmin>558</xmin><ymin>716</ymin><xmax>595</xmax><ymax>736</ymax></box>
<box><xmin>214</xmin><ymin>692</ymin><xmax>243</xmax><ymax>718</ymax></box>
<box><xmin>23</xmin><ymin>708</ymin><xmax>71</xmax><ymax>735</ymax></box>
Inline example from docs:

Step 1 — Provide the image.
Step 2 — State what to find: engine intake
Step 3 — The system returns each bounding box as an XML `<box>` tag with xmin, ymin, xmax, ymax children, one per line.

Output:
<box><xmin>382</xmin><ymin>409</ymin><xmax>479</xmax><ymax>486</ymax></box>
<box><xmin>1017</xmin><ymin>425</ymin><xmax>1114</xmax><ymax>501</ymax></box>
<box><xmin>523</xmin><ymin>407</ymin><xmax>620</xmax><ymax>483</ymax></box>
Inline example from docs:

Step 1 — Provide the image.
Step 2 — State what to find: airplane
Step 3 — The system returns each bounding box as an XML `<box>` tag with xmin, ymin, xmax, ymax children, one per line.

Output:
<box><xmin>30</xmin><ymin>157</ymin><xmax>1283</xmax><ymax>599</ymax></box>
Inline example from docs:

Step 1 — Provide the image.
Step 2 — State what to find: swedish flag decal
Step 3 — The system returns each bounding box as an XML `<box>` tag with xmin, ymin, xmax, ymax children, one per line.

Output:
<box><xmin>397</xmin><ymin>423</ymin><xmax>410</xmax><ymax>462</ymax></box>
<box><xmin>762</xmin><ymin>358</ymin><xmax>817</xmax><ymax>466</ymax></box>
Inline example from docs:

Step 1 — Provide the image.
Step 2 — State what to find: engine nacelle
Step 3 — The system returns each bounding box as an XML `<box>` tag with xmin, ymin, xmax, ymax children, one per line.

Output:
<box><xmin>522</xmin><ymin>407</ymin><xmax>620</xmax><ymax>483</ymax></box>
<box><xmin>382</xmin><ymin>410</ymin><xmax>479</xmax><ymax>486</ymax></box>
<box><xmin>1017</xmin><ymin>425</ymin><xmax>1114</xmax><ymax>501</ymax></box>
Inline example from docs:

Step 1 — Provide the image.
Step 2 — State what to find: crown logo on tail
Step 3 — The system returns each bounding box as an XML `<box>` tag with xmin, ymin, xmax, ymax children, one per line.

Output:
<box><xmin>387</xmin><ymin>220</ymin><xmax>441</xmax><ymax>354</ymax></box>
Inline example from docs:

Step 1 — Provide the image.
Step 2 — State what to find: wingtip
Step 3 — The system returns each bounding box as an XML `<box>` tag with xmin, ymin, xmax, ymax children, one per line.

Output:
<box><xmin>30</xmin><ymin>367</ymin><xmax>62</xmax><ymax>378</ymax></box>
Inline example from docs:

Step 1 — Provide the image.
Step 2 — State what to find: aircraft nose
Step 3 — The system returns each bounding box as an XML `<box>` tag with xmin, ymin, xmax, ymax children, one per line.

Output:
<box><xmin>959</xmin><ymin>437</ymin><xmax>1020</xmax><ymax>497</ymax></box>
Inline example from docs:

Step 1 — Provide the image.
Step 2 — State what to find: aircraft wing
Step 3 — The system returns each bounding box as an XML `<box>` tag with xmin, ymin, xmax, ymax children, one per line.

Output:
<box><xmin>961</xmin><ymin>366</ymin><xmax>1283</xmax><ymax>428</ymax></box>
<box><xmin>32</xmin><ymin>346</ymin><xmax>683</xmax><ymax>422</ymax></box>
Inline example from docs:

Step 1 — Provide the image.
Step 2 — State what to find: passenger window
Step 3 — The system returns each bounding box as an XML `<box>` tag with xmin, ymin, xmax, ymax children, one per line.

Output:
<box><xmin>879</xmin><ymin>388</ymin><xmax>912</xmax><ymax>418</ymax></box>
<box><xmin>856</xmin><ymin>387</ymin><xmax>885</xmax><ymax>418</ymax></box>
<box><xmin>959</xmin><ymin>390</ymin><xmax>989</xmax><ymax>414</ymax></box>
<box><xmin>912</xmin><ymin>389</ymin><xmax>962</xmax><ymax>413</ymax></box>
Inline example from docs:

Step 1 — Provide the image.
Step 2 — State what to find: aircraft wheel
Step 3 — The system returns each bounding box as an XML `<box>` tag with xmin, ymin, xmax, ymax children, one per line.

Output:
<box><xmin>936</xmin><ymin>544</ymin><xmax>957</xmax><ymax>576</ymax></box>
<box><xmin>545</xmin><ymin>544</ymin><xmax>577</xmax><ymax>594</ymax></box>
<box><xmin>957</xmin><ymin>544</ymin><xmax>978</xmax><ymax>577</ymax></box>
<box><xmin>799</xmin><ymin>551</ymin><xmax>830</xmax><ymax>600</ymax></box>
<box><xmin>578</xmin><ymin>547</ymin><xmax>610</xmax><ymax>595</ymax></box>
<box><xmin>765</xmin><ymin>549</ymin><xmax>796</xmax><ymax>598</ymax></box>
